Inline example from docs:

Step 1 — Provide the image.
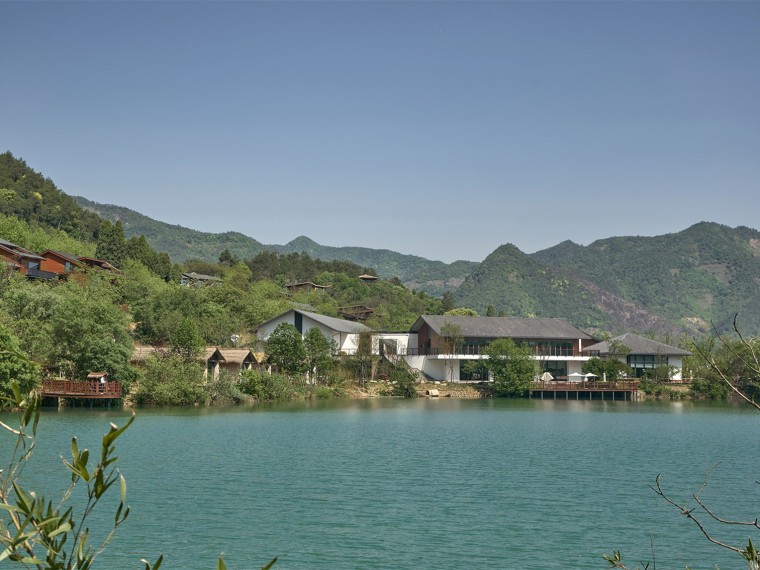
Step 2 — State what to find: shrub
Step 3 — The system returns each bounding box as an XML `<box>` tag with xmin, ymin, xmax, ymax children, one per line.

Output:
<box><xmin>239</xmin><ymin>370</ymin><xmax>307</xmax><ymax>402</ymax></box>
<box><xmin>132</xmin><ymin>353</ymin><xmax>207</xmax><ymax>406</ymax></box>
<box><xmin>389</xmin><ymin>364</ymin><xmax>418</xmax><ymax>398</ymax></box>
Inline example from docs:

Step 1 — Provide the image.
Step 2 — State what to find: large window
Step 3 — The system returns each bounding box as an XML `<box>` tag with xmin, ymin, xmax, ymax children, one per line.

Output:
<box><xmin>460</xmin><ymin>361</ymin><xmax>489</xmax><ymax>381</ymax></box>
<box><xmin>541</xmin><ymin>361</ymin><xmax>567</xmax><ymax>379</ymax></box>
<box><xmin>627</xmin><ymin>354</ymin><xmax>668</xmax><ymax>377</ymax></box>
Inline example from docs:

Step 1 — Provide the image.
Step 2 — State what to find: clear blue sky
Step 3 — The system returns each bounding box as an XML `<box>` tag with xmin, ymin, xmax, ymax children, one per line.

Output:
<box><xmin>2</xmin><ymin>1</ymin><xmax>758</xmax><ymax>263</ymax></box>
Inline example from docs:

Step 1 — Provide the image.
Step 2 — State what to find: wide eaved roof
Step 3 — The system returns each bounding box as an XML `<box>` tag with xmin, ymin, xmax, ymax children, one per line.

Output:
<box><xmin>218</xmin><ymin>348</ymin><xmax>254</xmax><ymax>364</ymax></box>
<box><xmin>410</xmin><ymin>315</ymin><xmax>594</xmax><ymax>340</ymax></box>
<box><xmin>585</xmin><ymin>333</ymin><xmax>691</xmax><ymax>356</ymax></box>
<box><xmin>299</xmin><ymin>310</ymin><xmax>372</xmax><ymax>334</ymax></box>
<box><xmin>255</xmin><ymin>309</ymin><xmax>372</xmax><ymax>335</ymax></box>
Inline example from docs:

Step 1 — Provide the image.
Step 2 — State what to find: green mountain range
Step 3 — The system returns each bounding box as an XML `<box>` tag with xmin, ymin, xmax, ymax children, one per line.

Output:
<box><xmin>3</xmin><ymin>151</ymin><xmax>759</xmax><ymax>336</ymax></box>
<box><xmin>74</xmin><ymin>196</ymin><xmax>478</xmax><ymax>296</ymax></box>
<box><xmin>530</xmin><ymin>222</ymin><xmax>760</xmax><ymax>334</ymax></box>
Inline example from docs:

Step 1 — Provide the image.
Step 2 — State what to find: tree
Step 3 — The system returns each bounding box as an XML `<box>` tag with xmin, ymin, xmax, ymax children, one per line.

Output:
<box><xmin>486</xmin><ymin>305</ymin><xmax>495</xmax><ymax>317</ymax></box>
<box><xmin>583</xmin><ymin>356</ymin><xmax>630</xmax><ymax>381</ymax></box>
<box><xmin>440</xmin><ymin>322</ymin><xmax>464</xmax><ymax>382</ymax></box>
<box><xmin>0</xmin><ymin>327</ymin><xmax>39</xmax><ymax>398</ymax></box>
<box><xmin>443</xmin><ymin>308</ymin><xmax>479</xmax><ymax>317</ymax></box>
<box><xmin>132</xmin><ymin>352</ymin><xmax>208</xmax><ymax>406</ymax></box>
<box><xmin>441</xmin><ymin>291</ymin><xmax>455</xmax><ymax>312</ymax></box>
<box><xmin>266</xmin><ymin>323</ymin><xmax>306</xmax><ymax>377</ymax></box>
<box><xmin>49</xmin><ymin>292</ymin><xmax>134</xmax><ymax>382</ymax></box>
<box><xmin>481</xmin><ymin>338</ymin><xmax>536</xmax><ymax>396</ymax></box>
<box><xmin>95</xmin><ymin>220</ymin><xmax>127</xmax><ymax>269</ymax></box>
<box><xmin>219</xmin><ymin>248</ymin><xmax>239</xmax><ymax>266</ymax></box>
<box><xmin>303</xmin><ymin>327</ymin><xmax>335</xmax><ymax>384</ymax></box>
<box><xmin>170</xmin><ymin>316</ymin><xmax>204</xmax><ymax>359</ymax></box>
<box><xmin>389</xmin><ymin>362</ymin><xmax>418</xmax><ymax>397</ymax></box>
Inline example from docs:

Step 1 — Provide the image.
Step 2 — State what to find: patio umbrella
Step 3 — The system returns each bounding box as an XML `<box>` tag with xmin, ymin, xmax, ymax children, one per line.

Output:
<box><xmin>585</xmin><ymin>373</ymin><xmax>598</xmax><ymax>380</ymax></box>
<box><xmin>540</xmin><ymin>372</ymin><xmax>554</xmax><ymax>382</ymax></box>
<box><xmin>568</xmin><ymin>372</ymin><xmax>584</xmax><ymax>382</ymax></box>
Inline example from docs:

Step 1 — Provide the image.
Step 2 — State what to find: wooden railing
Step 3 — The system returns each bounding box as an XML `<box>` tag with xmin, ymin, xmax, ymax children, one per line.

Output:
<box><xmin>41</xmin><ymin>380</ymin><xmax>122</xmax><ymax>398</ymax></box>
<box><xmin>532</xmin><ymin>381</ymin><xmax>639</xmax><ymax>391</ymax></box>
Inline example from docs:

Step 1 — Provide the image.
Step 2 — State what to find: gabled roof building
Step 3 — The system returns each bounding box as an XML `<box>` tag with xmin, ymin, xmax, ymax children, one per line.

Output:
<box><xmin>584</xmin><ymin>333</ymin><xmax>691</xmax><ymax>380</ymax></box>
<box><xmin>399</xmin><ymin>315</ymin><xmax>598</xmax><ymax>382</ymax></box>
<box><xmin>255</xmin><ymin>309</ymin><xmax>371</xmax><ymax>354</ymax></box>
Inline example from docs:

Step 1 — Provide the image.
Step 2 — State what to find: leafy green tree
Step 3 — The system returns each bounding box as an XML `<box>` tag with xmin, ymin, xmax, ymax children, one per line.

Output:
<box><xmin>266</xmin><ymin>323</ymin><xmax>306</xmax><ymax>377</ymax></box>
<box><xmin>389</xmin><ymin>363</ymin><xmax>418</xmax><ymax>397</ymax></box>
<box><xmin>219</xmin><ymin>248</ymin><xmax>239</xmax><ymax>266</ymax></box>
<box><xmin>486</xmin><ymin>305</ymin><xmax>495</xmax><ymax>317</ymax></box>
<box><xmin>440</xmin><ymin>322</ymin><xmax>464</xmax><ymax>382</ymax></box>
<box><xmin>303</xmin><ymin>327</ymin><xmax>335</xmax><ymax>384</ymax></box>
<box><xmin>170</xmin><ymin>316</ymin><xmax>204</xmax><ymax>359</ymax></box>
<box><xmin>444</xmin><ymin>307</ymin><xmax>479</xmax><ymax>317</ymax></box>
<box><xmin>49</xmin><ymin>291</ymin><xmax>134</xmax><ymax>382</ymax></box>
<box><xmin>583</xmin><ymin>357</ymin><xmax>630</xmax><ymax>381</ymax></box>
<box><xmin>95</xmin><ymin>220</ymin><xmax>127</xmax><ymax>268</ymax></box>
<box><xmin>0</xmin><ymin>326</ymin><xmax>39</xmax><ymax>397</ymax></box>
<box><xmin>239</xmin><ymin>370</ymin><xmax>306</xmax><ymax>403</ymax></box>
<box><xmin>481</xmin><ymin>338</ymin><xmax>536</xmax><ymax>396</ymax></box>
<box><xmin>132</xmin><ymin>353</ymin><xmax>208</xmax><ymax>406</ymax></box>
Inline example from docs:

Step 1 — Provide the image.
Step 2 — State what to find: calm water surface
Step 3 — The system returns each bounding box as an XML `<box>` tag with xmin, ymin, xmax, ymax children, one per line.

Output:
<box><xmin>6</xmin><ymin>398</ymin><xmax>760</xmax><ymax>569</ymax></box>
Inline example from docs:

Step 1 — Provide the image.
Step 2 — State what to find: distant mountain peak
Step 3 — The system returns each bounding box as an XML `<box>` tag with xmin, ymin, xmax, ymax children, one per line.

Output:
<box><xmin>286</xmin><ymin>235</ymin><xmax>319</xmax><ymax>250</ymax></box>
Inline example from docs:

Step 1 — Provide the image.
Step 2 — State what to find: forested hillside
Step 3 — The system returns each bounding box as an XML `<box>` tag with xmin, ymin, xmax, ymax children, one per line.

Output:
<box><xmin>532</xmin><ymin>222</ymin><xmax>760</xmax><ymax>334</ymax></box>
<box><xmin>0</xmin><ymin>152</ymin><xmax>102</xmax><ymax>240</ymax></box>
<box><xmin>454</xmin><ymin>244</ymin><xmax>680</xmax><ymax>335</ymax></box>
<box><xmin>74</xmin><ymin>197</ymin><xmax>478</xmax><ymax>296</ymax></box>
<box><xmin>75</xmin><ymin>196</ymin><xmax>268</xmax><ymax>262</ymax></box>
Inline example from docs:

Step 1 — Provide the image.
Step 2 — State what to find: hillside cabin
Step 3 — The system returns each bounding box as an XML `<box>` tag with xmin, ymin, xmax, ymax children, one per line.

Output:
<box><xmin>131</xmin><ymin>345</ymin><xmax>228</xmax><ymax>379</ymax></box>
<box><xmin>181</xmin><ymin>272</ymin><xmax>223</xmax><ymax>287</ymax></box>
<box><xmin>0</xmin><ymin>239</ymin><xmax>56</xmax><ymax>280</ymax></box>
<box><xmin>284</xmin><ymin>281</ymin><xmax>331</xmax><ymax>293</ymax></box>
<box><xmin>218</xmin><ymin>348</ymin><xmax>258</xmax><ymax>374</ymax></box>
<box><xmin>39</xmin><ymin>250</ymin><xmax>81</xmax><ymax>275</ymax></box>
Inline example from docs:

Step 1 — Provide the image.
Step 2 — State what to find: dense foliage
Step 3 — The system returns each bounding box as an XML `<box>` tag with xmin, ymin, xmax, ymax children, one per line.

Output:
<box><xmin>476</xmin><ymin>338</ymin><xmax>537</xmax><ymax>396</ymax></box>
<box><xmin>73</xmin><ymin>197</ymin><xmax>478</xmax><ymax>295</ymax></box>
<box><xmin>532</xmin><ymin>222</ymin><xmax>760</xmax><ymax>335</ymax></box>
<box><xmin>0</xmin><ymin>152</ymin><xmax>102</xmax><ymax>240</ymax></box>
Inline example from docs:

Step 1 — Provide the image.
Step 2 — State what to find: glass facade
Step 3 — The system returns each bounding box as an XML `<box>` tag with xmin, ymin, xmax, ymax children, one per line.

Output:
<box><xmin>459</xmin><ymin>361</ymin><xmax>489</xmax><ymax>381</ymax></box>
<box><xmin>541</xmin><ymin>361</ymin><xmax>567</xmax><ymax>379</ymax></box>
<box><xmin>627</xmin><ymin>354</ymin><xmax>668</xmax><ymax>378</ymax></box>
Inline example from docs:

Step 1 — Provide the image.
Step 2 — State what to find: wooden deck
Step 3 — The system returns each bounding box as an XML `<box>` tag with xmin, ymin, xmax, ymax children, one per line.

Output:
<box><xmin>531</xmin><ymin>381</ymin><xmax>640</xmax><ymax>401</ymax></box>
<box><xmin>41</xmin><ymin>379</ymin><xmax>123</xmax><ymax>399</ymax></box>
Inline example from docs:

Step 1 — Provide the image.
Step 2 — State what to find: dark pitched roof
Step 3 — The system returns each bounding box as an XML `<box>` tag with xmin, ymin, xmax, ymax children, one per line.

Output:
<box><xmin>300</xmin><ymin>310</ymin><xmax>372</xmax><ymax>334</ymax></box>
<box><xmin>585</xmin><ymin>333</ymin><xmax>691</xmax><ymax>356</ymax></box>
<box><xmin>284</xmin><ymin>281</ymin><xmax>330</xmax><ymax>289</ymax></box>
<box><xmin>42</xmin><ymin>250</ymin><xmax>82</xmax><ymax>264</ymax></box>
<box><xmin>181</xmin><ymin>272</ymin><xmax>222</xmax><ymax>282</ymax></box>
<box><xmin>255</xmin><ymin>309</ymin><xmax>372</xmax><ymax>335</ymax></box>
<box><xmin>410</xmin><ymin>315</ymin><xmax>594</xmax><ymax>340</ymax></box>
<box><xmin>0</xmin><ymin>242</ymin><xmax>43</xmax><ymax>261</ymax></box>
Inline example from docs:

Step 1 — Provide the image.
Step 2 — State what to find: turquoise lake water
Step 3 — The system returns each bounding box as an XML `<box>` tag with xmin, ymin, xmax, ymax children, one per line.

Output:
<box><xmin>5</xmin><ymin>398</ymin><xmax>760</xmax><ymax>569</ymax></box>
